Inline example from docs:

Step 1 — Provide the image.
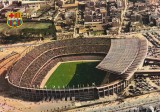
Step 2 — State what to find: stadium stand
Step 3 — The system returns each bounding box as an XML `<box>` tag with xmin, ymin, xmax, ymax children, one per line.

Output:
<box><xmin>7</xmin><ymin>38</ymin><xmax>148</xmax><ymax>101</ymax></box>
<box><xmin>97</xmin><ymin>38</ymin><xmax>148</xmax><ymax>80</ymax></box>
<box><xmin>125</xmin><ymin>39</ymin><xmax>148</xmax><ymax>80</ymax></box>
<box><xmin>12</xmin><ymin>44</ymin><xmax>109</xmax><ymax>87</ymax></box>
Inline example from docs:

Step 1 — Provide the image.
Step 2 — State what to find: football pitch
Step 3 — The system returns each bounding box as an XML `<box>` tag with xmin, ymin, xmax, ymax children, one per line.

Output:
<box><xmin>45</xmin><ymin>61</ymin><xmax>106</xmax><ymax>89</ymax></box>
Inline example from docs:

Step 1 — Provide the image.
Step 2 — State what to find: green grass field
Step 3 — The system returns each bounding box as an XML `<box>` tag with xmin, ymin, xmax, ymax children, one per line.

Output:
<box><xmin>45</xmin><ymin>61</ymin><xmax>106</xmax><ymax>89</ymax></box>
<box><xmin>0</xmin><ymin>22</ymin><xmax>52</xmax><ymax>34</ymax></box>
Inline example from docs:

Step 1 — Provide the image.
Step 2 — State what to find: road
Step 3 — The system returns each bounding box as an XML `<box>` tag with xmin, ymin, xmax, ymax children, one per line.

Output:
<box><xmin>54</xmin><ymin>11</ymin><xmax>60</xmax><ymax>21</ymax></box>
<box><xmin>66</xmin><ymin>92</ymin><xmax>160</xmax><ymax>112</ymax></box>
<box><xmin>74</xmin><ymin>9</ymin><xmax>78</xmax><ymax>37</ymax></box>
<box><xmin>118</xmin><ymin>0</ymin><xmax>127</xmax><ymax>34</ymax></box>
<box><xmin>0</xmin><ymin>40</ymin><xmax>51</xmax><ymax>49</ymax></box>
<box><xmin>146</xmin><ymin>56</ymin><xmax>160</xmax><ymax>62</ymax></box>
<box><xmin>136</xmin><ymin>69</ymin><xmax>160</xmax><ymax>73</ymax></box>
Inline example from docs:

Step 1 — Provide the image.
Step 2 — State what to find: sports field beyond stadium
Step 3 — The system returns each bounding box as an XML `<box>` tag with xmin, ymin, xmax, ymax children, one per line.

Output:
<box><xmin>44</xmin><ymin>61</ymin><xmax>106</xmax><ymax>89</ymax></box>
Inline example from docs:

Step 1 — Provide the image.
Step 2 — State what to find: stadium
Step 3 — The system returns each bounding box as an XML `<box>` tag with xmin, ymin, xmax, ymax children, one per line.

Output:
<box><xmin>7</xmin><ymin>38</ymin><xmax>148</xmax><ymax>101</ymax></box>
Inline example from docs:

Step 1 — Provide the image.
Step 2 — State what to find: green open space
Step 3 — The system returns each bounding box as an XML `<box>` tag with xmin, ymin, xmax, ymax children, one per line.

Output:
<box><xmin>45</xmin><ymin>61</ymin><xmax>106</xmax><ymax>89</ymax></box>
<box><xmin>0</xmin><ymin>22</ymin><xmax>52</xmax><ymax>34</ymax></box>
<box><xmin>0</xmin><ymin>22</ymin><xmax>56</xmax><ymax>44</ymax></box>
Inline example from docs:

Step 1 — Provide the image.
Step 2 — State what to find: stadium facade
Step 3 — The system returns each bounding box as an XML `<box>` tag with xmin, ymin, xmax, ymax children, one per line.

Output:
<box><xmin>7</xmin><ymin>38</ymin><xmax>148</xmax><ymax>101</ymax></box>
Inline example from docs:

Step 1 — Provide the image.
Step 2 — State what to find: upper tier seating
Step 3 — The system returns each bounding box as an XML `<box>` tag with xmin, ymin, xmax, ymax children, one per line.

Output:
<box><xmin>97</xmin><ymin>38</ymin><xmax>148</xmax><ymax>79</ymax></box>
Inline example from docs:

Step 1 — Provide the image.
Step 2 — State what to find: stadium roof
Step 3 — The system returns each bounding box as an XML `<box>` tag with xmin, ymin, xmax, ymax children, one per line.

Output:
<box><xmin>96</xmin><ymin>38</ymin><xmax>148</xmax><ymax>80</ymax></box>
